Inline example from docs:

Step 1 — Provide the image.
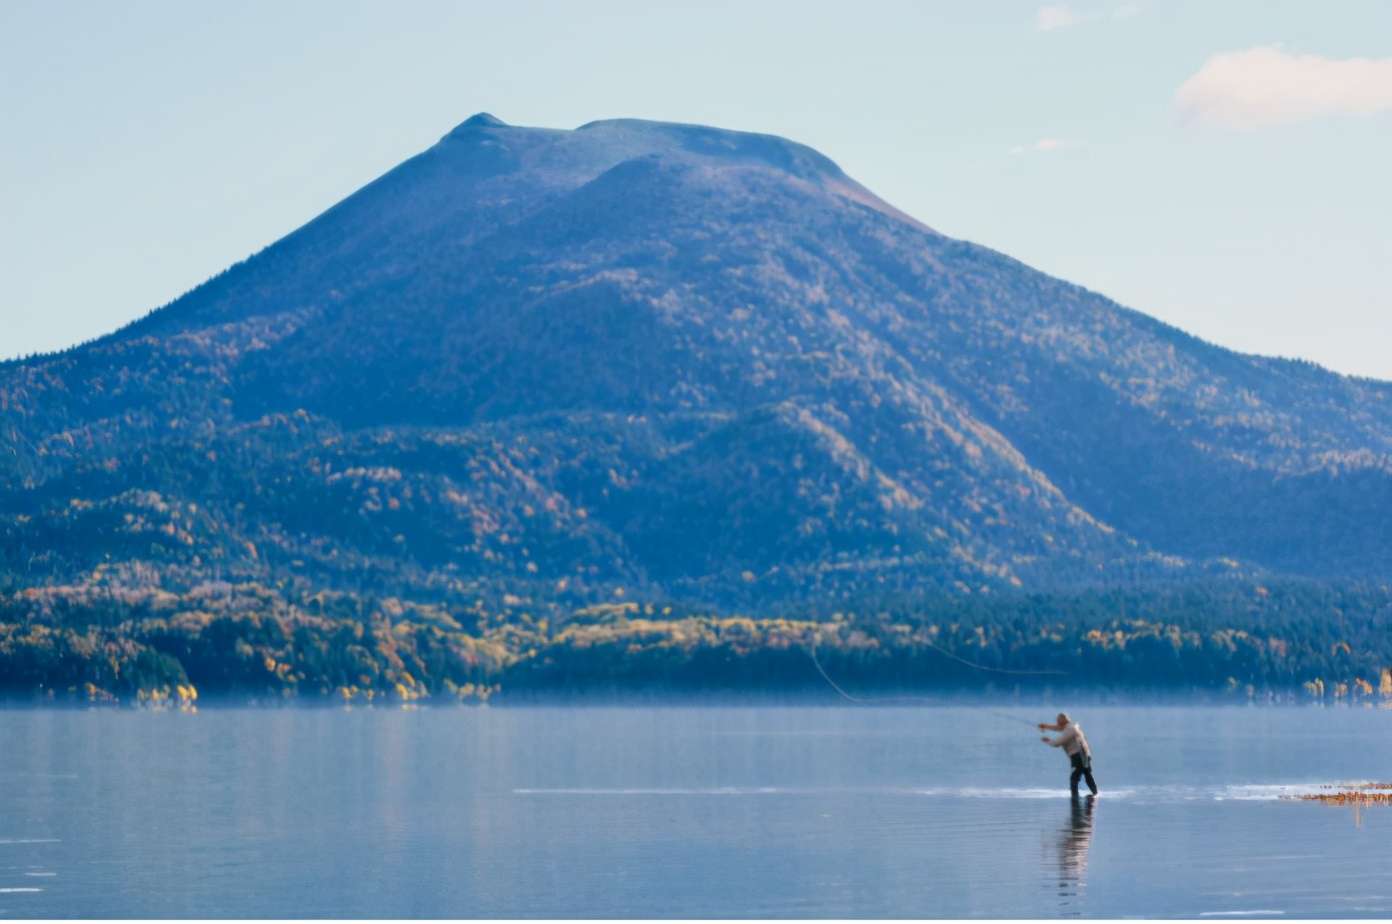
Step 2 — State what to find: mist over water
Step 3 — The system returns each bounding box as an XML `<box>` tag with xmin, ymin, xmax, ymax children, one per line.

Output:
<box><xmin>2</xmin><ymin>704</ymin><xmax>1389</xmax><ymax>917</ymax></box>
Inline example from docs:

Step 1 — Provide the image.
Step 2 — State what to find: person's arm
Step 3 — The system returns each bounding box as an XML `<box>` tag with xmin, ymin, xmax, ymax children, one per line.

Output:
<box><xmin>1038</xmin><ymin>720</ymin><xmax>1062</xmax><ymax>731</ymax></box>
<box><xmin>1043</xmin><ymin>725</ymin><xmax>1078</xmax><ymax>748</ymax></box>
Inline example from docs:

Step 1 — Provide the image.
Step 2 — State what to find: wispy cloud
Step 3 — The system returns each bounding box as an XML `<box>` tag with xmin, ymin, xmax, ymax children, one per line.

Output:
<box><xmin>1011</xmin><ymin>138</ymin><xmax>1080</xmax><ymax>155</ymax></box>
<box><xmin>1035</xmin><ymin>3</ymin><xmax>1141</xmax><ymax>31</ymax></box>
<box><xmin>1176</xmin><ymin>46</ymin><xmax>1392</xmax><ymax>129</ymax></box>
<box><xmin>1035</xmin><ymin>4</ymin><xmax>1082</xmax><ymax>31</ymax></box>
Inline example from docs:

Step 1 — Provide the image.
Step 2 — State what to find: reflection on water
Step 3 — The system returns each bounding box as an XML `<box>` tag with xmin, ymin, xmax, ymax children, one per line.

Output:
<box><xmin>1051</xmin><ymin>795</ymin><xmax>1095</xmax><ymax>914</ymax></box>
<box><xmin>3</xmin><ymin>705</ymin><xmax>1392</xmax><ymax>917</ymax></box>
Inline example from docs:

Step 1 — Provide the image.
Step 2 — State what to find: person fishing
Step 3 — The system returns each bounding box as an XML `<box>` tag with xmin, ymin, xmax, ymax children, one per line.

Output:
<box><xmin>1040</xmin><ymin>712</ymin><xmax>1097</xmax><ymax>797</ymax></box>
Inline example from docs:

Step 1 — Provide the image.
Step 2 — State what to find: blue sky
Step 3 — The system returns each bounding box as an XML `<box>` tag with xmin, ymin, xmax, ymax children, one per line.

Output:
<box><xmin>3</xmin><ymin>0</ymin><xmax>1389</xmax><ymax>378</ymax></box>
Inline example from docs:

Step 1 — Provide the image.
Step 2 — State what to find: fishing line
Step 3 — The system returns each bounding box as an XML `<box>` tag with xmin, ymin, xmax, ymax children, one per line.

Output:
<box><xmin>917</xmin><ymin>637</ymin><xmax>1069</xmax><ymax>678</ymax></box>
<box><xmin>806</xmin><ymin>631</ymin><xmax>1068</xmax><ymax>710</ymax></box>
<box><xmin>808</xmin><ymin>641</ymin><xmax>881</xmax><ymax>705</ymax></box>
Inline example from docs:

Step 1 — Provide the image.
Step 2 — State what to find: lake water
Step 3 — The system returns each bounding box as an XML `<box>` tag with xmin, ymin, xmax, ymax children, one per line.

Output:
<box><xmin>2</xmin><ymin>703</ymin><xmax>1391</xmax><ymax>918</ymax></box>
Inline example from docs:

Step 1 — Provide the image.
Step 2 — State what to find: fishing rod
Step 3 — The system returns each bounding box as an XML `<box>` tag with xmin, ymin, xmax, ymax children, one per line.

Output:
<box><xmin>986</xmin><ymin>710</ymin><xmax>1042</xmax><ymax>728</ymax></box>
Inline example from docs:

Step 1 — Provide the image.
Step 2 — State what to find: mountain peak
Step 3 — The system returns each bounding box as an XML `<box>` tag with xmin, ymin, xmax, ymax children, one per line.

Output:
<box><xmin>455</xmin><ymin>112</ymin><xmax>508</xmax><ymax>130</ymax></box>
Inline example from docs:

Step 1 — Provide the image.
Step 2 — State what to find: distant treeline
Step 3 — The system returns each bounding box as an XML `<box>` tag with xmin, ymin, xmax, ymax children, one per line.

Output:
<box><xmin>3</xmin><ymin>578</ymin><xmax>1392</xmax><ymax>705</ymax></box>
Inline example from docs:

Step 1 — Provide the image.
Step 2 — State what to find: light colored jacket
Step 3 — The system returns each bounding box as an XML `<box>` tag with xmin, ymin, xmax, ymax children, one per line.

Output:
<box><xmin>1048</xmin><ymin>722</ymin><xmax>1091</xmax><ymax>758</ymax></box>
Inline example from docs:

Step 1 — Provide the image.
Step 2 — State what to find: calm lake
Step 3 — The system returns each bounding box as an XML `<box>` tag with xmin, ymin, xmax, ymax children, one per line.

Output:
<box><xmin>2</xmin><ymin>703</ymin><xmax>1390</xmax><ymax>918</ymax></box>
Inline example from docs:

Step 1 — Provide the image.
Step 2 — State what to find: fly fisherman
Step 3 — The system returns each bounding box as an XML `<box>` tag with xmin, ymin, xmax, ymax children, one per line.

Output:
<box><xmin>1040</xmin><ymin>712</ymin><xmax>1098</xmax><ymax>797</ymax></box>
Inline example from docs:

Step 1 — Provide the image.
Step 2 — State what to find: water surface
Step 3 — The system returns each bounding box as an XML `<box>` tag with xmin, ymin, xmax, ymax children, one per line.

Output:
<box><xmin>2</xmin><ymin>704</ymin><xmax>1389</xmax><ymax>917</ymax></box>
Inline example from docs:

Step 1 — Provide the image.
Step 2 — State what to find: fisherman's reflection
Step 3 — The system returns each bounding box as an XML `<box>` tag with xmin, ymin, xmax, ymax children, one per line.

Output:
<box><xmin>1053</xmin><ymin>794</ymin><xmax>1095</xmax><ymax>913</ymax></box>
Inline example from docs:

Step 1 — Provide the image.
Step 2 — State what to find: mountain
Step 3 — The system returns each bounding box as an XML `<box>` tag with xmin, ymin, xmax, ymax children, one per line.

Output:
<box><xmin>4</xmin><ymin>113</ymin><xmax>1391</xmax><ymax>626</ymax></box>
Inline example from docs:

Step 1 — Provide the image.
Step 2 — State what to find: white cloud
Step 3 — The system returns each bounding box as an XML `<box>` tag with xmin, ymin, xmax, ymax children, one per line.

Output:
<box><xmin>1035</xmin><ymin>4</ymin><xmax>1083</xmax><ymax>31</ymax></box>
<box><xmin>1011</xmin><ymin>138</ymin><xmax>1079</xmax><ymax>155</ymax></box>
<box><xmin>1175</xmin><ymin>46</ymin><xmax>1392</xmax><ymax>129</ymax></box>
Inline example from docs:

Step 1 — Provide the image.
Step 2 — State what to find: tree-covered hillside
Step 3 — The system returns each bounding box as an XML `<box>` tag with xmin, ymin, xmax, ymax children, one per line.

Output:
<box><xmin>4</xmin><ymin>579</ymin><xmax>1392</xmax><ymax>705</ymax></box>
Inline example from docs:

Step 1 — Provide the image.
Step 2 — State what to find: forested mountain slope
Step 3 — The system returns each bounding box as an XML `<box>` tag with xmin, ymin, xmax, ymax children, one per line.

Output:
<box><xmin>4</xmin><ymin>113</ymin><xmax>1390</xmax><ymax>629</ymax></box>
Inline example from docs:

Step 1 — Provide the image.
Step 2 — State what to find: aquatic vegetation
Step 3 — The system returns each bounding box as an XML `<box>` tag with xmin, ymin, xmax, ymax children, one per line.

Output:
<box><xmin>1292</xmin><ymin>782</ymin><xmax>1392</xmax><ymax>805</ymax></box>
